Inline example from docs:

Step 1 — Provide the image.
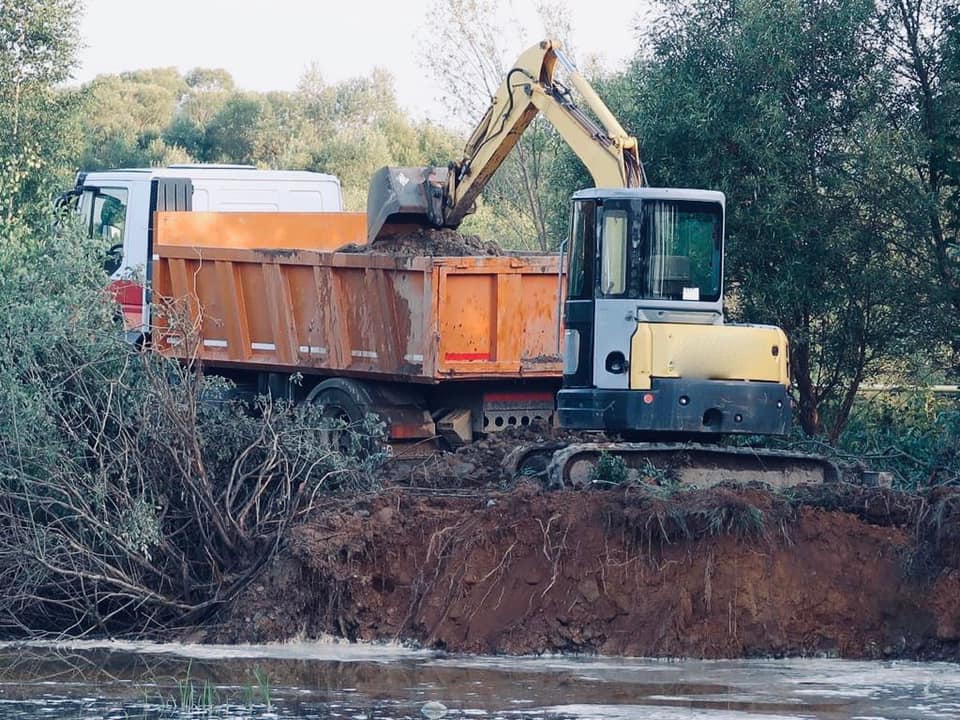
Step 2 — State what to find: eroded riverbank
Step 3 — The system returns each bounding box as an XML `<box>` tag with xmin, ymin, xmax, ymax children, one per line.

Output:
<box><xmin>221</xmin><ymin>482</ymin><xmax>960</xmax><ymax>660</ymax></box>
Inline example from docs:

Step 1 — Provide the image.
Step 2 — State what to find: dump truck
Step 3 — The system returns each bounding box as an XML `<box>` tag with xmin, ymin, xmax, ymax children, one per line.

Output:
<box><xmin>67</xmin><ymin>165</ymin><xmax>563</xmax><ymax>447</ymax></box>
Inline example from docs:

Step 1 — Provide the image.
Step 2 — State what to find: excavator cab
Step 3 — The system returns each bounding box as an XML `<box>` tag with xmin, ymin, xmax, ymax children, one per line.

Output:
<box><xmin>558</xmin><ymin>187</ymin><xmax>792</xmax><ymax>438</ymax></box>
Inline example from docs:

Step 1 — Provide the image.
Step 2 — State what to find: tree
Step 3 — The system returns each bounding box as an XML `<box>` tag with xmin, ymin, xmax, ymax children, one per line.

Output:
<box><xmin>424</xmin><ymin>0</ymin><xmax>575</xmax><ymax>251</ymax></box>
<box><xmin>202</xmin><ymin>93</ymin><xmax>265</xmax><ymax>164</ymax></box>
<box><xmin>632</xmin><ymin>0</ymin><xmax>911</xmax><ymax>438</ymax></box>
<box><xmin>79</xmin><ymin>70</ymin><xmax>184</xmax><ymax>169</ymax></box>
<box><xmin>0</xmin><ymin>0</ymin><xmax>80</xmax><ymax>228</ymax></box>
<box><xmin>877</xmin><ymin>0</ymin><xmax>960</xmax><ymax>374</ymax></box>
<box><xmin>296</xmin><ymin>67</ymin><xmax>462</xmax><ymax>209</ymax></box>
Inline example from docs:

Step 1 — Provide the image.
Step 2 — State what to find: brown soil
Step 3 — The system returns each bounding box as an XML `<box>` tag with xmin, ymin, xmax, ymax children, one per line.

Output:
<box><xmin>220</xmin><ymin>481</ymin><xmax>960</xmax><ymax>660</ymax></box>
<box><xmin>382</xmin><ymin>422</ymin><xmax>601</xmax><ymax>488</ymax></box>
<box><xmin>338</xmin><ymin>228</ymin><xmax>503</xmax><ymax>256</ymax></box>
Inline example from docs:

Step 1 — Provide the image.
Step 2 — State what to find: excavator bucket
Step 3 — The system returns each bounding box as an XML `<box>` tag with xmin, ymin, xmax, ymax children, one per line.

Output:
<box><xmin>366</xmin><ymin>166</ymin><xmax>450</xmax><ymax>242</ymax></box>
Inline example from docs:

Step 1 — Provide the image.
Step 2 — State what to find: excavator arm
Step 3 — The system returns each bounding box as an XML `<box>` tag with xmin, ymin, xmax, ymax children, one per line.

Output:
<box><xmin>366</xmin><ymin>40</ymin><xmax>646</xmax><ymax>241</ymax></box>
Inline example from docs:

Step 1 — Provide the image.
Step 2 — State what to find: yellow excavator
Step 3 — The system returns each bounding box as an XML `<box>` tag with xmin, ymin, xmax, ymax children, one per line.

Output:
<box><xmin>369</xmin><ymin>40</ymin><xmax>836</xmax><ymax>487</ymax></box>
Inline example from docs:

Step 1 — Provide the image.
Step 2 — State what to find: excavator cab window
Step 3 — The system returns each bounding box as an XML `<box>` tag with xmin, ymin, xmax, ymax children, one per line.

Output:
<box><xmin>598</xmin><ymin>198</ymin><xmax>722</xmax><ymax>302</ymax></box>
<box><xmin>600</xmin><ymin>210</ymin><xmax>628</xmax><ymax>294</ymax></box>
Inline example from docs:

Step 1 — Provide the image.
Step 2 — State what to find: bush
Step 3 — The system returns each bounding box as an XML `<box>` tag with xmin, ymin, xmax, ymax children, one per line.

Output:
<box><xmin>590</xmin><ymin>451</ymin><xmax>629</xmax><ymax>486</ymax></box>
<box><xmin>835</xmin><ymin>390</ymin><xmax>960</xmax><ymax>490</ymax></box>
<box><xmin>0</xmin><ymin>224</ymin><xmax>384</xmax><ymax>636</ymax></box>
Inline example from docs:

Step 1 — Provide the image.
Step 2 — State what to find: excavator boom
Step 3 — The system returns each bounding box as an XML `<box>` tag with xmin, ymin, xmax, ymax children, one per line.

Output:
<box><xmin>367</xmin><ymin>40</ymin><xmax>645</xmax><ymax>241</ymax></box>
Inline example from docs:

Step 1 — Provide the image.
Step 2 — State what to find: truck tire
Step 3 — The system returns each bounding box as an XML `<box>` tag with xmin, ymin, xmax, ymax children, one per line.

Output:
<box><xmin>306</xmin><ymin>379</ymin><xmax>375</xmax><ymax>455</ymax></box>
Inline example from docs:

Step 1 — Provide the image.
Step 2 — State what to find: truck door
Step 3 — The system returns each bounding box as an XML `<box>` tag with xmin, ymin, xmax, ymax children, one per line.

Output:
<box><xmin>78</xmin><ymin>185</ymin><xmax>141</xmax><ymax>332</ymax></box>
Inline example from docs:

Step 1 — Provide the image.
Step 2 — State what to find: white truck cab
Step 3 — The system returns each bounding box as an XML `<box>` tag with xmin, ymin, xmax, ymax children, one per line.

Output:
<box><xmin>65</xmin><ymin>164</ymin><xmax>344</xmax><ymax>337</ymax></box>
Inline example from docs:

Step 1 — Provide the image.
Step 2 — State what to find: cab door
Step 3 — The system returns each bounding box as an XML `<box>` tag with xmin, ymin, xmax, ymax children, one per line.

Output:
<box><xmin>562</xmin><ymin>199</ymin><xmax>596</xmax><ymax>389</ymax></box>
<box><xmin>78</xmin><ymin>183</ymin><xmax>141</xmax><ymax>333</ymax></box>
<box><xmin>78</xmin><ymin>177</ymin><xmax>191</xmax><ymax>339</ymax></box>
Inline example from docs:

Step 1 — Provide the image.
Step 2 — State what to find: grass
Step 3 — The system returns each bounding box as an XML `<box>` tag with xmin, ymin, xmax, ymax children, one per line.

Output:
<box><xmin>154</xmin><ymin>663</ymin><xmax>274</xmax><ymax>716</ymax></box>
<box><xmin>172</xmin><ymin>662</ymin><xmax>219</xmax><ymax>713</ymax></box>
<box><xmin>252</xmin><ymin>665</ymin><xmax>273</xmax><ymax>711</ymax></box>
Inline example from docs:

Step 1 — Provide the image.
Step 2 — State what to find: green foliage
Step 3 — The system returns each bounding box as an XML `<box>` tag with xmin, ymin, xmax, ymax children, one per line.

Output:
<box><xmin>625</xmin><ymin>0</ymin><xmax>917</xmax><ymax>437</ymax></box>
<box><xmin>173</xmin><ymin>663</ymin><xmax>219</xmax><ymax>713</ymax></box>
<box><xmin>878</xmin><ymin>0</ymin><xmax>960</xmax><ymax>373</ymax></box>
<box><xmin>252</xmin><ymin>666</ymin><xmax>272</xmax><ymax>711</ymax></box>
<box><xmin>202</xmin><ymin>93</ymin><xmax>264</xmax><ymax>164</ymax></box>
<box><xmin>590</xmin><ymin>451</ymin><xmax>629</xmax><ymax>485</ymax></box>
<box><xmin>836</xmin><ymin>390</ymin><xmax>960</xmax><ymax>489</ymax></box>
<box><xmin>0</xmin><ymin>0</ymin><xmax>81</xmax><ymax>229</ymax></box>
<box><xmin>0</xmin><ymin>221</ymin><xmax>386</xmax><ymax>636</ymax></box>
<box><xmin>78</xmin><ymin>69</ymin><xmax>187</xmax><ymax>168</ymax></box>
<box><xmin>73</xmin><ymin>65</ymin><xmax>463</xmax><ymax>211</ymax></box>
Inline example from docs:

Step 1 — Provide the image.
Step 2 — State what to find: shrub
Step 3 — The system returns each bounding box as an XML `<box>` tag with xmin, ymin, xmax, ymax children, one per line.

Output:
<box><xmin>590</xmin><ymin>451</ymin><xmax>629</xmax><ymax>486</ymax></box>
<box><xmin>835</xmin><ymin>390</ymin><xmax>960</xmax><ymax>490</ymax></box>
<box><xmin>0</xmin><ymin>224</ymin><xmax>384</xmax><ymax>636</ymax></box>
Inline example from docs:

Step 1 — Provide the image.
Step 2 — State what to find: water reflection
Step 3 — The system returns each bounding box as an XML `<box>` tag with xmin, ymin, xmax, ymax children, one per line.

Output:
<box><xmin>0</xmin><ymin>640</ymin><xmax>955</xmax><ymax>719</ymax></box>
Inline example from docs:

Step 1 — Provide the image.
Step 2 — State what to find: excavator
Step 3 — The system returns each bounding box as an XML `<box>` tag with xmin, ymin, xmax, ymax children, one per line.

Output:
<box><xmin>371</xmin><ymin>40</ymin><xmax>835</xmax><ymax>487</ymax></box>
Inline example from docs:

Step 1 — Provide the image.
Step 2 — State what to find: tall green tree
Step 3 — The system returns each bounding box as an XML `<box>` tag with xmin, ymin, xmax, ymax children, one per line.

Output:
<box><xmin>632</xmin><ymin>0</ymin><xmax>910</xmax><ymax>437</ymax></box>
<box><xmin>79</xmin><ymin>69</ymin><xmax>186</xmax><ymax>169</ymax></box>
<box><xmin>0</xmin><ymin>0</ymin><xmax>80</xmax><ymax>229</ymax></box>
<box><xmin>876</xmin><ymin>0</ymin><xmax>960</xmax><ymax>373</ymax></box>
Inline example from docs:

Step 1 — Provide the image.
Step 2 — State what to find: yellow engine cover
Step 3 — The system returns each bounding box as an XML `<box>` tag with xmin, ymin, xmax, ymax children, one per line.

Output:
<box><xmin>629</xmin><ymin>323</ymin><xmax>789</xmax><ymax>390</ymax></box>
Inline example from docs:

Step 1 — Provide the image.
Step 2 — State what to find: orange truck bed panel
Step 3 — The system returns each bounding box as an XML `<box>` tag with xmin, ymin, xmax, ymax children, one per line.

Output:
<box><xmin>152</xmin><ymin>212</ymin><xmax>563</xmax><ymax>382</ymax></box>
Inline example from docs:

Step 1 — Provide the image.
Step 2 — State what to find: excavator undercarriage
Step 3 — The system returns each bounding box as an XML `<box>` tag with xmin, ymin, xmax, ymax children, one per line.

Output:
<box><xmin>502</xmin><ymin>440</ymin><xmax>842</xmax><ymax>491</ymax></box>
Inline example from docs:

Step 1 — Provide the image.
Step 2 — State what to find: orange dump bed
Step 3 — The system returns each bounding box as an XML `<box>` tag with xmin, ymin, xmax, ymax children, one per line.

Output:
<box><xmin>153</xmin><ymin>212</ymin><xmax>562</xmax><ymax>382</ymax></box>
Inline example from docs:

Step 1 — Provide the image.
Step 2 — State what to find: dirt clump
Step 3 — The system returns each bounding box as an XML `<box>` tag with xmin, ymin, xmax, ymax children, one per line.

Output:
<box><xmin>381</xmin><ymin>422</ymin><xmax>605</xmax><ymax>488</ymax></box>
<box><xmin>338</xmin><ymin>227</ymin><xmax>503</xmax><ymax>257</ymax></box>
<box><xmin>221</xmin><ymin>482</ymin><xmax>960</xmax><ymax>660</ymax></box>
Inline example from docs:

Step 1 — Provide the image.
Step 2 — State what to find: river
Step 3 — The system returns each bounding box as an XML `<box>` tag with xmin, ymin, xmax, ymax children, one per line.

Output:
<box><xmin>0</xmin><ymin>640</ymin><xmax>956</xmax><ymax>719</ymax></box>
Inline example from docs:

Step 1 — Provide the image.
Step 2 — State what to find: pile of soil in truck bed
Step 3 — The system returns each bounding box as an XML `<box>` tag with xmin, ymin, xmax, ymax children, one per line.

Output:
<box><xmin>218</xmin><ymin>468</ymin><xmax>960</xmax><ymax>661</ymax></box>
<box><xmin>338</xmin><ymin>228</ymin><xmax>503</xmax><ymax>256</ymax></box>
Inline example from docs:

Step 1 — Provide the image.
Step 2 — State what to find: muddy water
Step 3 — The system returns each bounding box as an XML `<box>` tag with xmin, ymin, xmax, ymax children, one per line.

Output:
<box><xmin>0</xmin><ymin>641</ymin><xmax>956</xmax><ymax>719</ymax></box>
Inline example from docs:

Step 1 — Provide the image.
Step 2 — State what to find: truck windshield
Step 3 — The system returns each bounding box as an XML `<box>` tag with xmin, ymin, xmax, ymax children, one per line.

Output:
<box><xmin>599</xmin><ymin>198</ymin><xmax>722</xmax><ymax>302</ymax></box>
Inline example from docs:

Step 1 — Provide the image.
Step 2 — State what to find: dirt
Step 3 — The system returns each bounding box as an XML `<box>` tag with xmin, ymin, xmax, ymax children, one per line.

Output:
<box><xmin>220</xmin><ymin>478</ymin><xmax>960</xmax><ymax>660</ymax></box>
<box><xmin>382</xmin><ymin>422</ymin><xmax>602</xmax><ymax>488</ymax></box>
<box><xmin>338</xmin><ymin>227</ymin><xmax>503</xmax><ymax>256</ymax></box>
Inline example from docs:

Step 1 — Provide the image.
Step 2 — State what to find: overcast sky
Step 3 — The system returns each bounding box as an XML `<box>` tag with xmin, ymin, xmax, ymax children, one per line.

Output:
<box><xmin>74</xmin><ymin>0</ymin><xmax>648</xmax><ymax>123</ymax></box>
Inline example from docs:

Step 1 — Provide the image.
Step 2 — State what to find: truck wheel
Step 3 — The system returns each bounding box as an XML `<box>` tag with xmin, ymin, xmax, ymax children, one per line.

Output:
<box><xmin>306</xmin><ymin>380</ymin><xmax>373</xmax><ymax>456</ymax></box>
